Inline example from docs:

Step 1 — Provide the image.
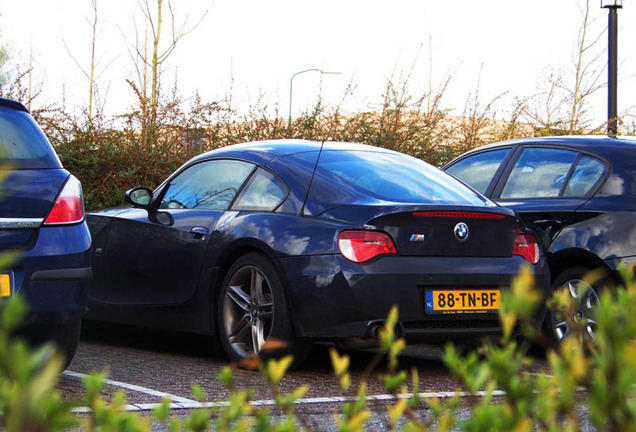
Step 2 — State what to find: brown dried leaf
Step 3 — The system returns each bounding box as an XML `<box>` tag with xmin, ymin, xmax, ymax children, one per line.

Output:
<box><xmin>261</xmin><ymin>338</ymin><xmax>288</xmax><ymax>352</ymax></box>
<box><xmin>238</xmin><ymin>355</ymin><xmax>261</xmax><ymax>371</ymax></box>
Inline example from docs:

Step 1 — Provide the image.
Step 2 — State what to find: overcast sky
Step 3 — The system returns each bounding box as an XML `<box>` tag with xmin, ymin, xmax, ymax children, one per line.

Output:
<box><xmin>1</xmin><ymin>0</ymin><xmax>635</xmax><ymax>126</ymax></box>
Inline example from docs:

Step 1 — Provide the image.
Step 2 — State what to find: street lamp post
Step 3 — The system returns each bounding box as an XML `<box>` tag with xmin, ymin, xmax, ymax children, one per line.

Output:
<box><xmin>288</xmin><ymin>69</ymin><xmax>341</xmax><ymax>129</ymax></box>
<box><xmin>602</xmin><ymin>0</ymin><xmax>622</xmax><ymax>136</ymax></box>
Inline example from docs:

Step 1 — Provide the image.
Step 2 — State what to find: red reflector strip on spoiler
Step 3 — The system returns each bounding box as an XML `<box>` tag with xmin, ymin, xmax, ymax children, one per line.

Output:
<box><xmin>413</xmin><ymin>211</ymin><xmax>505</xmax><ymax>219</ymax></box>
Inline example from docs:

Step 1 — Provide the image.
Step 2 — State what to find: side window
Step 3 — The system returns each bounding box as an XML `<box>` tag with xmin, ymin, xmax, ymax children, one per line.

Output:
<box><xmin>232</xmin><ymin>168</ymin><xmax>287</xmax><ymax>211</ymax></box>
<box><xmin>445</xmin><ymin>148</ymin><xmax>510</xmax><ymax>194</ymax></box>
<box><xmin>500</xmin><ymin>148</ymin><xmax>578</xmax><ymax>199</ymax></box>
<box><xmin>160</xmin><ymin>160</ymin><xmax>254</xmax><ymax>210</ymax></box>
<box><xmin>562</xmin><ymin>155</ymin><xmax>606</xmax><ymax>197</ymax></box>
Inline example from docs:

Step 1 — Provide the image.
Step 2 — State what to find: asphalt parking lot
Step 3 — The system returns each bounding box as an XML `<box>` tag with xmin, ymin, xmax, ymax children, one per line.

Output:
<box><xmin>57</xmin><ymin>322</ymin><xmax>553</xmax><ymax>428</ymax></box>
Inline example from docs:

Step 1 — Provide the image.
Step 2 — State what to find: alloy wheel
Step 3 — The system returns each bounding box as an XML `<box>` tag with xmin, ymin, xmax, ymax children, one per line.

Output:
<box><xmin>222</xmin><ymin>265</ymin><xmax>275</xmax><ymax>358</ymax></box>
<box><xmin>551</xmin><ymin>278</ymin><xmax>599</xmax><ymax>343</ymax></box>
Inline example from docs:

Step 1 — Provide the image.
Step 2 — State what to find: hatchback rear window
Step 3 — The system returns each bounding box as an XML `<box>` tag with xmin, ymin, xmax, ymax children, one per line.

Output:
<box><xmin>305</xmin><ymin>150</ymin><xmax>491</xmax><ymax>215</ymax></box>
<box><xmin>0</xmin><ymin>107</ymin><xmax>61</xmax><ymax>169</ymax></box>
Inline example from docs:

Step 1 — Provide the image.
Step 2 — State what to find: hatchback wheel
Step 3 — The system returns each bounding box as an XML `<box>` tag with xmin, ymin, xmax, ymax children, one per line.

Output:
<box><xmin>19</xmin><ymin>320</ymin><xmax>80</xmax><ymax>370</ymax></box>
<box><xmin>217</xmin><ymin>253</ymin><xmax>309</xmax><ymax>364</ymax></box>
<box><xmin>53</xmin><ymin>320</ymin><xmax>81</xmax><ymax>369</ymax></box>
<box><xmin>548</xmin><ymin>266</ymin><xmax>602</xmax><ymax>346</ymax></box>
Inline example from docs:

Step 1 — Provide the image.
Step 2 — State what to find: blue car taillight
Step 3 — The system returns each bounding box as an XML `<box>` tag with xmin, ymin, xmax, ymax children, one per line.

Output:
<box><xmin>43</xmin><ymin>176</ymin><xmax>85</xmax><ymax>225</ymax></box>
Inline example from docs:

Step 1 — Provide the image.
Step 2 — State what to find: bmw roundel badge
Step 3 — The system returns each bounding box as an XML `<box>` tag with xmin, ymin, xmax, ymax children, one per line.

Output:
<box><xmin>454</xmin><ymin>222</ymin><xmax>469</xmax><ymax>242</ymax></box>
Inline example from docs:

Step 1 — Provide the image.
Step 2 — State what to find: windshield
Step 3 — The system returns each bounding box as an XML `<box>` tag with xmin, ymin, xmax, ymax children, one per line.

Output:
<box><xmin>0</xmin><ymin>107</ymin><xmax>61</xmax><ymax>169</ymax></box>
<box><xmin>306</xmin><ymin>150</ymin><xmax>492</xmax><ymax>214</ymax></box>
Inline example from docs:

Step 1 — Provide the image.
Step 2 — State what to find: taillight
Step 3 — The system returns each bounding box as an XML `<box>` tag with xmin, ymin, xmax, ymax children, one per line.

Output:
<box><xmin>338</xmin><ymin>230</ymin><xmax>397</xmax><ymax>263</ymax></box>
<box><xmin>512</xmin><ymin>230</ymin><xmax>540</xmax><ymax>265</ymax></box>
<box><xmin>43</xmin><ymin>176</ymin><xmax>85</xmax><ymax>225</ymax></box>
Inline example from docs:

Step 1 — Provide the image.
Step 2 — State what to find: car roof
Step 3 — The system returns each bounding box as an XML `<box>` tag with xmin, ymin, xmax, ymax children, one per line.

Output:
<box><xmin>461</xmin><ymin>135</ymin><xmax>636</xmax><ymax>155</ymax></box>
<box><xmin>188</xmin><ymin>139</ymin><xmax>396</xmax><ymax>165</ymax></box>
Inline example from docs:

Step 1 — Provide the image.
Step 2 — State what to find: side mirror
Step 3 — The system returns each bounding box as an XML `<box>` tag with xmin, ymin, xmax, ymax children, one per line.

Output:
<box><xmin>125</xmin><ymin>187</ymin><xmax>153</xmax><ymax>209</ymax></box>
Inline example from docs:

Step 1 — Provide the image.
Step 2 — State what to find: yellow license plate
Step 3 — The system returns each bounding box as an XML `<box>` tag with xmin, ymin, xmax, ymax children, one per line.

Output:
<box><xmin>425</xmin><ymin>289</ymin><xmax>499</xmax><ymax>314</ymax></box>
<box><xmin>0</xmin><ymin>274</ymin><xmax>11</xmax><ymax>297</ymax></box>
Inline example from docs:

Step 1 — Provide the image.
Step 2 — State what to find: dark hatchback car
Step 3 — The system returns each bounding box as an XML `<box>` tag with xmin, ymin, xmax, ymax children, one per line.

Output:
<box><xmin>444</xmin><ymin>135</ymin><xmax>636</xmax><ymax>343</ymax></box>
<box><xmin>85</xmin><ymin>140</ymin><xmax>549</xmax><ymax>364</ymax></box>
<box><xmin>0</xmin><ymin>98</ymin><xmax>91</xmax><ymax>366</ymax></box>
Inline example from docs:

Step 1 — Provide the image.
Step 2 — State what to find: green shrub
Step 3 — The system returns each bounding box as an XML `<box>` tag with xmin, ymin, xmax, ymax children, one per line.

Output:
<box><xmin>0</xmin><ymin>296</ymin><xmax>77</xmax><ymax>432</ymax></box>
<box><xmin>55</xmin><ymin>129</ymin><xmax>193</xmax><ymax>210</ymax></box>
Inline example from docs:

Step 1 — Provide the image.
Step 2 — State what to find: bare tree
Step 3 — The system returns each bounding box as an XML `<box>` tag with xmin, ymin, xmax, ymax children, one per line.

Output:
<box><xmin>525</xmin><ymin>69</ymin><xmax>569</xmax><ymax>134</ymax></box>
<box><xmin>526</xmin><ymin>0</ymin><xmax>605</xmax><ymax>134</ymax></box>
<box><xmin>127</xmin><ymin>0</ymin><xmax>206</xmax><ymax>148</ymax></box>
<box><xmin>454</xmin><ymin>66</ymin><xmax>506</xmax><ymax>153</ymax></box>
<box><xmin>566</xmin><ymin>0</ymin><xmax>606</xmax><ymax>131</ymax></box>
<box><xmin>63</xmin><ymin>0</ymin><xmax>118</xmax><ymax>130</ymax></box>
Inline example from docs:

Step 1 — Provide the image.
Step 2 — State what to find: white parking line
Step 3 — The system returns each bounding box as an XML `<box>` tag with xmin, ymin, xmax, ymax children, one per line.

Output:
<box><xmin>63</xmin><ymin>370</ymin><xmax>196</xmax><ymax>404</ymax></box>
<box><xmin>67</xmin><ymin>387</ymin><xmax>508</xmax><ymax>413</ymax></box>
<box><xmin>64</xmin><ymin>371</ymin><xmax>581</xmax><ymax>413</ymax></box>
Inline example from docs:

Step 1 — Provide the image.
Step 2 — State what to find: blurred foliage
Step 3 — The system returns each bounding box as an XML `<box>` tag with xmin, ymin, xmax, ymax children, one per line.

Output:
<box><xmin>0</xmin><ymin>296</ymin><xmax>77</xmax><ymax>432</ymax></box>
<box><xmin>0</xmin><ymin>265</ymin><xmax>635</xmax><ymax>430</ymax></box>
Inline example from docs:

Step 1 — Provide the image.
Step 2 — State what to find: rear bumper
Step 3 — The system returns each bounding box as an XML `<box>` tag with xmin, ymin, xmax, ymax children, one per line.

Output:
<box><xmin>3</xmin><ymin>223</ymin><xmax>92</xmax><ymax>324</ymax></box>
<box><xmin>279</xmin><ymin>254</ymin><xmax>550</xmax><ymax>341</ymax></box>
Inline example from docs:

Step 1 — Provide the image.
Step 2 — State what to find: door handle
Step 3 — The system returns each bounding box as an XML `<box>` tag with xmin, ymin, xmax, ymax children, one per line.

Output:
<box><xmin>190</xmin><ymin>227</ymin><xmax>209</xmax><ymax>241</ymax></box>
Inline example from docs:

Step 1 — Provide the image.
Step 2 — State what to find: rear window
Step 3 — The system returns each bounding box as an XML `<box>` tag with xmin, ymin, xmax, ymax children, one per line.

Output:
<box><xmin>0</xmin><ymin>107</ymin><xmax>61</xmax><ymax>169</ymax></box>
<box><xmin>305</xmin><ymin>150</ymin><xmax>491</xmax><ymax>215</ymax></box>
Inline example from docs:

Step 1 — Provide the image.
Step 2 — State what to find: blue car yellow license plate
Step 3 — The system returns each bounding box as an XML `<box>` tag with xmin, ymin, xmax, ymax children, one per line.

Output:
<box><xmin>425</xmin><ymin>289</ymin><xmax>499</xmax><ymax>314</ymax></box>
<box><xmin>0</xmin><ymin>274</ymin><xmax>11</xmax><ymax>297</ymax></box>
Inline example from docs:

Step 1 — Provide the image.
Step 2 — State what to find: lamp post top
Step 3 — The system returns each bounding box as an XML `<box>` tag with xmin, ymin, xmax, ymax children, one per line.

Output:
<box><xmin>288</xmin><ymin>69</ymin><xmax>342</xmax><ymax>129</ymax></box>
<box><xmin>601</xmin><ymin>0</ymin><xmax>623</xmax><ymax>9</ymax></box>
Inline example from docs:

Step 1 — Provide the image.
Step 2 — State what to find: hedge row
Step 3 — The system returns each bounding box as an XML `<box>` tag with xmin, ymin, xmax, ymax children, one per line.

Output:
<box><xmin>50</xmin><ymin>108</ymin><xmax>533</xmax><ymax>210</ymax></box>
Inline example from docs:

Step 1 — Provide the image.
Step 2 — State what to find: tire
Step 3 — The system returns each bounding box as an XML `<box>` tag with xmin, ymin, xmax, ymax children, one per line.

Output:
<box><xmin>19</xmin><ymin>320</ymin><xmax>81</xmax><ymax>370</ymax></box>
<box><xmin>54</xmin><ymin>321</ymin><xmax>81</xmax><ymax>369</ymax></box>
<box><xmin>216</xmin><ymin>252</ymin><xmax>311</xmax><ymax>365</ymax></box>
<box><xmin>546</xmin><ymin>266</ymin><xmax>603</xmax><ymax>347</ymax></box>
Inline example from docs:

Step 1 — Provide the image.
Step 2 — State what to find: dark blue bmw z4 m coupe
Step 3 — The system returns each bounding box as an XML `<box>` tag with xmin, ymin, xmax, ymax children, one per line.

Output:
<box><xmin>0</xmin><ymin>97</ymin><xmax>91</xmax><ymax>367</ymax></box>
<box><xmin>85</xmin><ymin>140</ymin><xmax>549</xmax><ymax>364</ymax></box>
